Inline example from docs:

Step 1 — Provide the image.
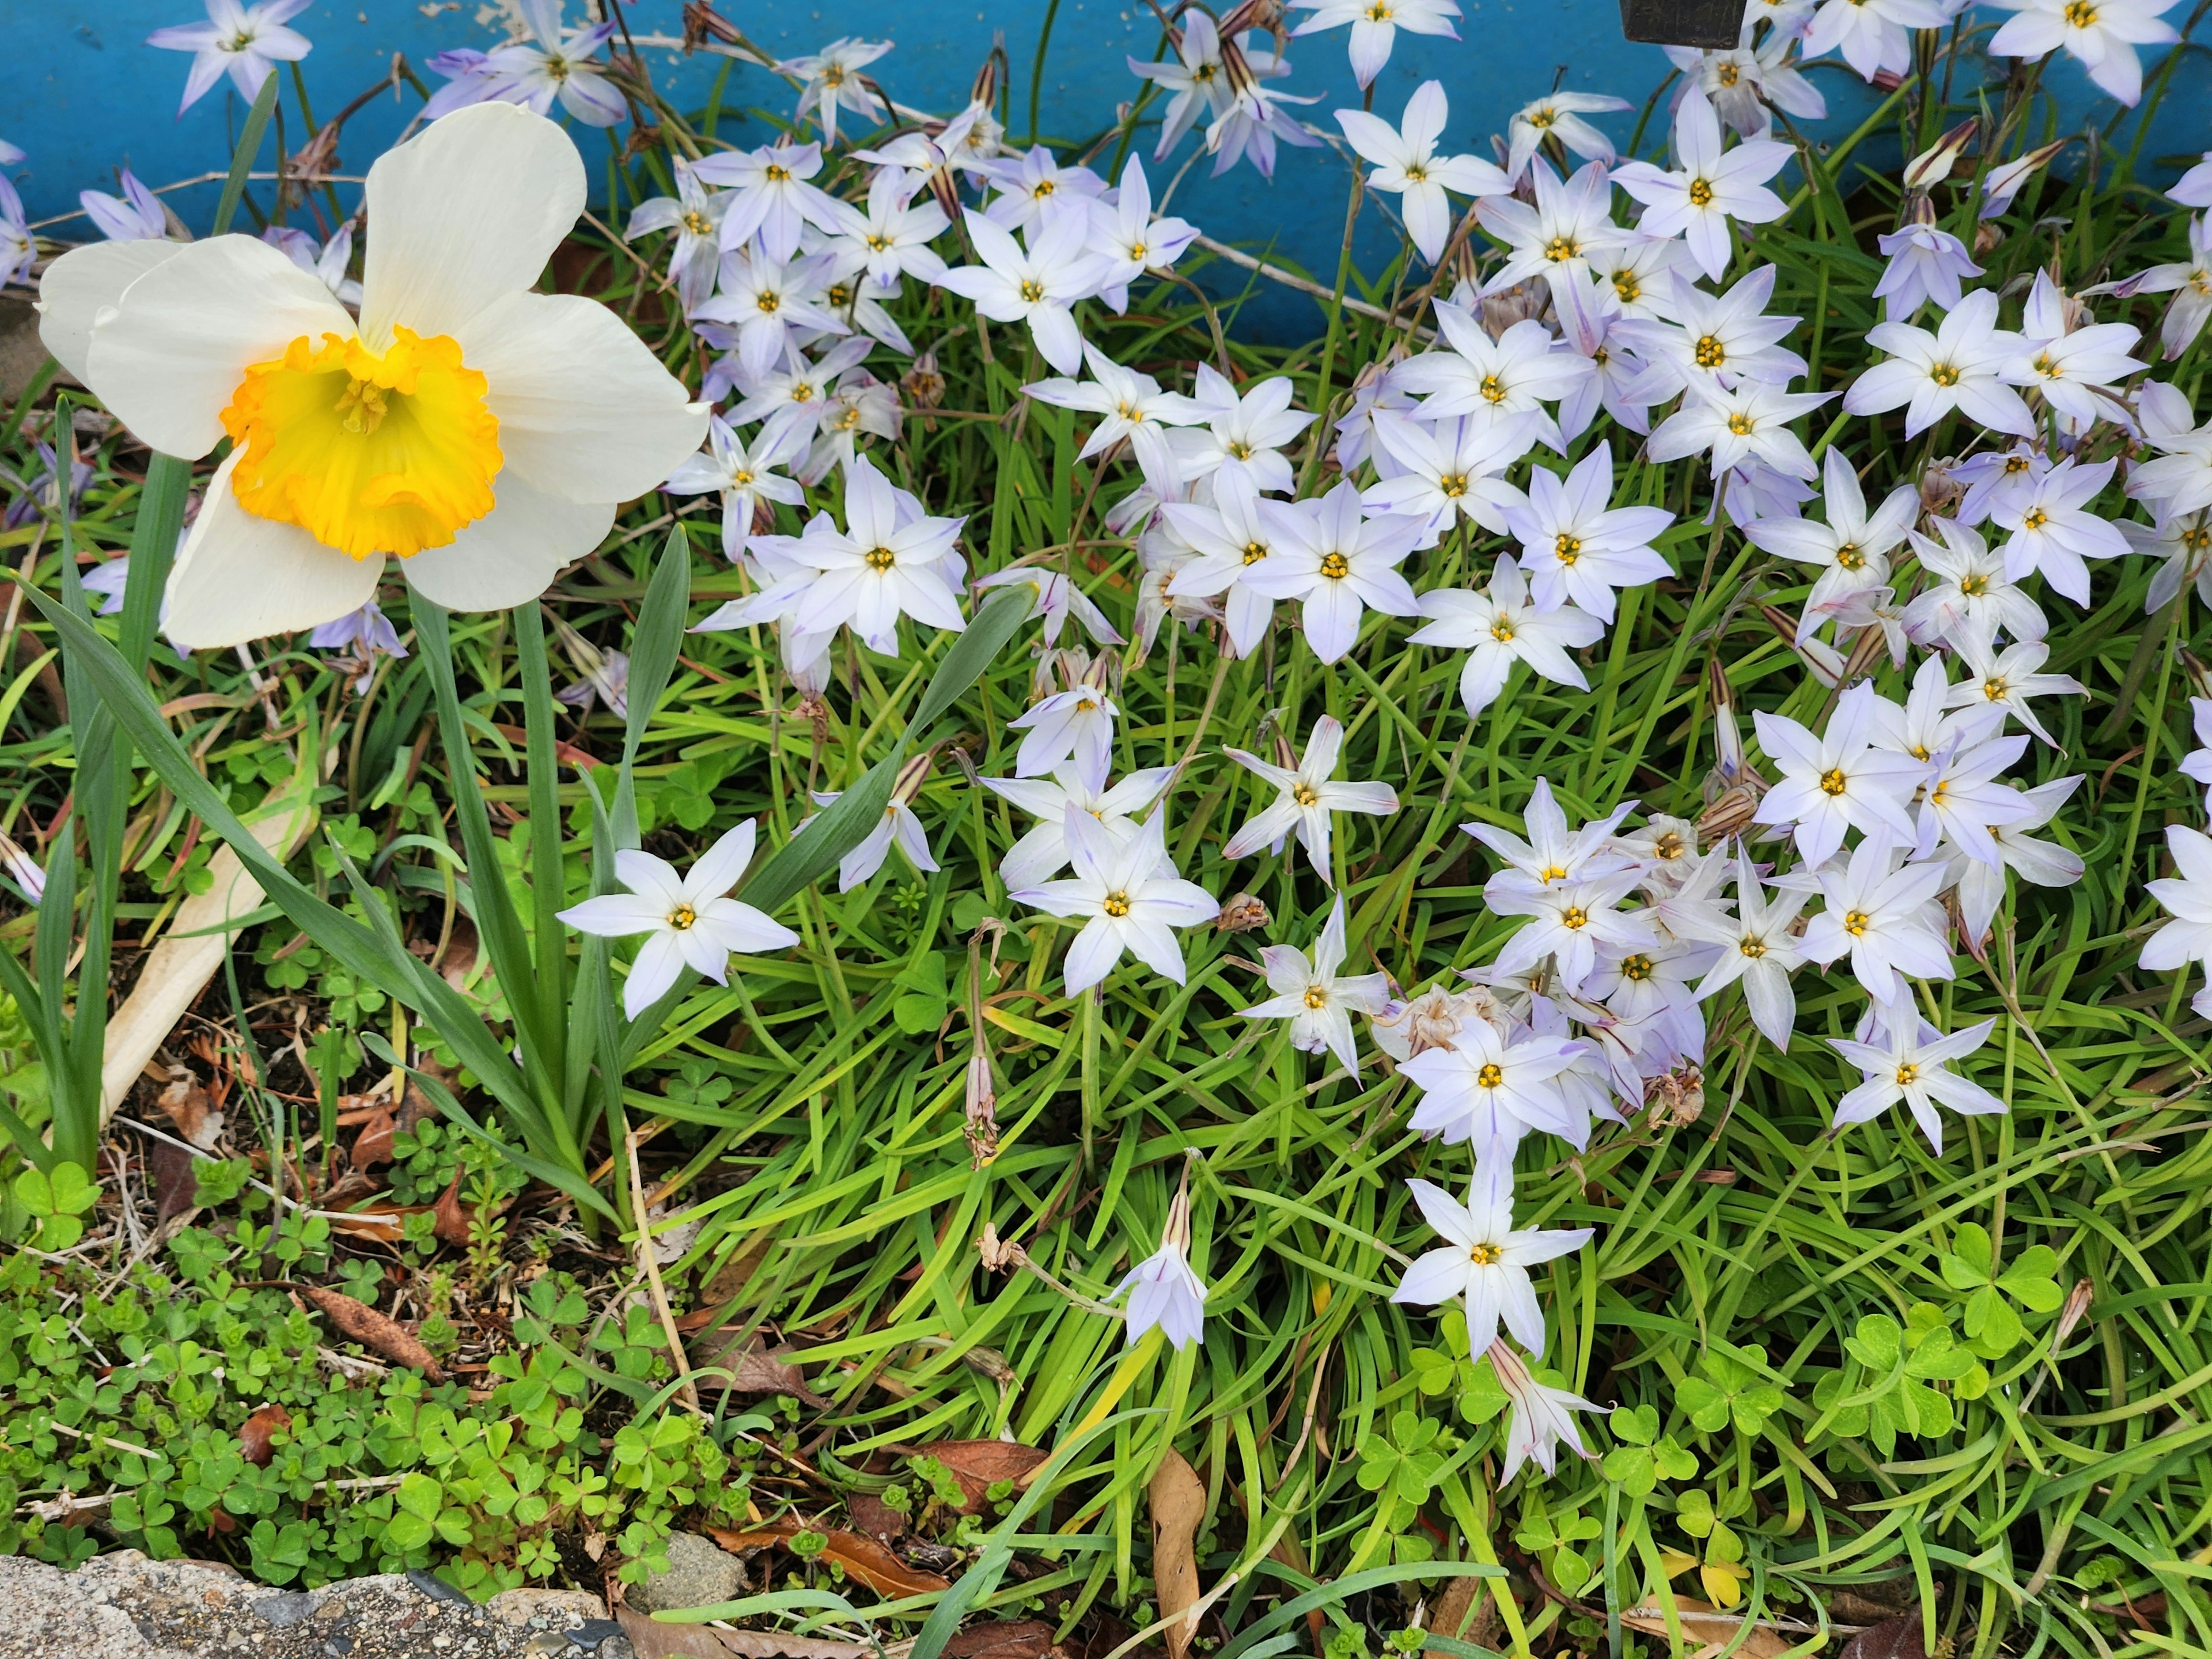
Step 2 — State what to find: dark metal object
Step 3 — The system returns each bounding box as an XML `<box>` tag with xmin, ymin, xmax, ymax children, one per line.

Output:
<box><xmin>1618</xmin><ymin>0</ymin><xmax>1743</xmax><ymax>48</ymax></box>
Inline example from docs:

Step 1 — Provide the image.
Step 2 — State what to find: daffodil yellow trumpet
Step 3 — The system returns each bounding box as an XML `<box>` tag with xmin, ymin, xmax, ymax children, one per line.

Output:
<box><xmin>37</xmin><ymin>101</ymin><xmax>708</xmax><ymax>648</ymax></box>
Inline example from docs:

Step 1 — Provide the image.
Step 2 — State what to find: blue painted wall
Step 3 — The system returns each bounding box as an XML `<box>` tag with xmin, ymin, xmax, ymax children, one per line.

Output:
<box><xmin>4</xmin><ymin>1</ymin><xmax>2207</xmax><ymax>338</ymax></box>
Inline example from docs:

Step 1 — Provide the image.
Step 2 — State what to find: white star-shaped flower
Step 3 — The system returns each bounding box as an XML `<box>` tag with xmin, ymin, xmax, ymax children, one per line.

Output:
<box><xmin>1010</xmin><ymin>810</ymin><xmax>1218</xmax><ymax>993</ymax></box>
<box><xmin>1221</xmin><ymin>714</ymin><xmax>1400</xmax><ymax>880</ymax></box>
<box><xmin>1238</xmin><ymin>897</ymin><xmax>1392</xmax><ymax>1074</ymax></box>
<box><xmin>1392</xmin><ymin>1166</ymin><xmax>1593</xmax><ymax>1357</ymax></box>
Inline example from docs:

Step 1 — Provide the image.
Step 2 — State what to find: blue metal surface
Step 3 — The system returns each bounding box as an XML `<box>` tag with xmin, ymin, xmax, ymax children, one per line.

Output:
<box><xmin>3</xmin><ymin>2</ymin><xmax>2206</xmax><ymax>339</ymax></box>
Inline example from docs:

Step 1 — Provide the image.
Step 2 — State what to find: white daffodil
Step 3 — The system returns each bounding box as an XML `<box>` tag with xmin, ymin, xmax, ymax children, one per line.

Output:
<box><xmin>779</xmin><ymin>454</ymin><xmax>967</xmax><ymax>654</ymax></box>
<box><xmin>1292</xmin><ymin>0</ymin><xmax>1461</xmax><ymax>86</ymax></box>
<box><xmin>1011</xmin><ymin>810</ymin><xmax>1217</xmax><ymax>993</ymax></box>
<box><xmin>147</xmin><ymin>0</ymin><xmax>312</xmax><ymax>115</ymax></box>
<box><xmin>1401</xmin><ymin>1018</ymin><xmax>1588</xmax><ymax>1164</ymax></box>
<box><xmin>1490</xmin><ymin>1339</ymin><xmax>1602</xmax><ymax>1483</ymax></box>
<box><xmin>1612</xmin><ymin>86</ymin><xmax>1791</xmax><ymax>281</ymax></box>
<box><xmin>1364</xmin><ymin>411</ymin><xmax>1534</xmax><ymax>540</ymax></box>
<box><xmin>39</xmin><ymin>104</ymin><xmax>707</xmax><ymax>649</ymax></box>
<box><xmin>1505</xmin><ymin>441</ymin><xmax>1675</xmax><ymax>622</ymax></box>
<box><xmin>1799</xmin><ymin>834</ymin><xmax>1954</xmax><ymax>999</ymax></box>
<box><xmin>1221</xmin><ymin>715</ymin><xmax>1400</xmax><ymax>880</ymax></box>
<box><xmin>1679</xmin><ymin>850</ymin><xmax>1810</xmax><ymax>1048</ymax></box>
<box><xmin>1244</xmin><ymin>482</ymin><xmax>1425</xmax><ymax>664</ymax></box>
<box><xmin>1945</xmin><ymin>634</ymin><xmax>2086</xmax><ymax>748</ymax></box>
<box><xmin>662</xmin><ymin>415</ymin><xmax>806</xmax><ymax>562</ymax></box>
<box><xmin>1239</xmin><ymin>897</ymin><xmax>1392</xmax><ymax>1074</ymax></box>
<box><xmin>1118</xmin><ymin>1163</ymin><xmax>1208</xmax><ymax>1349</ymax></box>
<box><xmin>1830</xmin><ymin>1009</ymin><xmax>2006</xmax><ymax>1150</ymax></box>
<box><xmin>1745</xmin><ymin>446</ymin><xmax>1918</xmax><ymax>637</ymax></box>
<box><xmin>1411</xmin><ymin>554</ymin><xmax>1606</xmax><ymax>719</ymax></box>
<box><xmin>1646</xmin><ymin>380</ymin><xmax>1831</xmax><ymax>482</ymax></box>
<box><xmin>1987</xmin><ymin>0</ymin><xmax>2180</xmax><ymax>105</ymax></box>
<box><xmin>1334</xmin><ymin>81</ymin><xmax>1508</xmax><ymax>264</ymax></box>
<box><xmin>984</xmin><ymin>763</ymin><xmax>1174</xmax><ymax>888</ymax></box>
<box><xmin>1505</xmin><ymin>92</ymin><xmax>1631</xmax><ymax>182</ymax></box>
<box><xmin>557</xmin><ymin>820</ymin><xmax>800</xmax><ymax>1020</ymax></box>
<box><xmin>937</xmin><ymin>206</ymin><xmax>1107</xmax><ymax>375</ymax></box>
<box><xmin>1393</xmin><ymin>1167</ymin><xmax>1592</xmax><ymax>1357</ymax></box>
<box><xmin>1752</xmin><ymin>684</ymin><xmax>1927</xmax><ymax>866</ymax></box>
<box><xmin>775</xmin><ymin>37</ymin><xmax>892</xmax><ymax>145</ymax></box>
<box><xmin>1010</xmin><ymin>681</ymin><xmax>1119</xmax><ymax>781</ymax></box>
<box><xmin>1844</xmin><ymin>289</ymin><xmax>2036</xmax><ymax>438</ymax></box>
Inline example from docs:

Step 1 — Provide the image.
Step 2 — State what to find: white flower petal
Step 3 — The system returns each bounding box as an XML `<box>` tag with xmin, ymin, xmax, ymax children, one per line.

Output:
<box><xmin>456</xmin><ymin>290</ymin><xmax>708</xmax><ymax>502</ymax></box>
<box><xmin>400</xmin><ymin>472</ymin><xmax>614</xmax><ymax>612</ymax></box>
<box><xmin>36</xmin><ymin>239</ymin><xmax>187</xmax><ymax>382</ymax></box>
<box><xmin>163</xmin><ymin>450</ymin><xmax>382</xmax><ymax>647</ymax></box>
<box><xmin>359</xmin><ymin>103</ymin><xmax>587</xmax><ymax>349</ymax></box>
<box><xmin>84</xmin><ymin>235</ymin><xmax>354</xmax><ymax>459</ymax></box>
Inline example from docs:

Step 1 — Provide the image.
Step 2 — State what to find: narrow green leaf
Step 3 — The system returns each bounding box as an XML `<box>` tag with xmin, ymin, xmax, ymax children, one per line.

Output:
<box><xmin>910</xmin><ymin>584</ymin><xmax>1033</xmax><ymax>732</ymax></box>
<box><xmin>212</xmin><ymin>72</ymin><xmax>281</xmax><ymax>237</ymax></box>
<box><xmin>737</xmin><ymin>753</ymin><xmax>901</xmax><ymax>916</ymax></box>
<box><xmin>615</xmin><ymin>525</ymin><xmax>692</xmax><ymax>847</ymax></box>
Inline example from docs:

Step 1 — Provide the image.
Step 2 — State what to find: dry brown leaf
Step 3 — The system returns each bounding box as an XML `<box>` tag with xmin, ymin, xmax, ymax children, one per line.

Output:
<box><xmin>297</xmin><ymin>1285</ymin><xmax>446</xmax><ymax>1381</ymax></box>
<box><xmin>942</xmin><ymin>1620</ymin><xmax>1059</xmax><ymax>1659</ymax></box>
<box><xmin>238</xmin><ymin>1403</ymin><xmax>292</xmax><ymax>1468</ymax></box>
<box><xmin>704</xmin><ymin>1522</ymin><xmax>950</xmax><ymax>1599</ymax></box>
<box><xmin>1422</xmin><ymin>1575</ymin><xmax>1486</xmax><ymax>1659</ymax></box>
<box><xmin>1147</xmin><ymin>1449</ymin><xmax>1205</xmax><ymax>1659</ymax></box>
<box><xmin>1622</xmin><ymin>1598</ymin><xmax>1799</xmax><ymax>1659</ymax></box>
<box><xmin>688</xmin><ymin>1329</ymin><xmax>828</xmax><ymax>1406</ymax></box>
<box><xmin>921</xmin><ymin>1439</ymin><xmax>1051</xmax><ymax>1510</ymax></box>
<box><xmin>157</xmin><ymin>1077</ymin><xmax>224</xmax><ymax>1150</ymax></box>
<box><xmin>847</xmin><ymin>1491</ymin><xmax>907</xmax><ymax>1541</ymax></box>
<box><xmin>150</xmin><ymin>1138</ymin><xmax>201</xmax><ymax>1224</ymax></box>
<box><xmin>323</xmin><ymin>1205</ymin><xmax>423</xmax><ymax>1242</ymax></box>
<box><xmin>696</xmin><ymin>1233</ymin><xmax>777</xmax><ymax>1310</ymax></box>
<box><xmin>1839</xmin><ymin>1615</ymin><xmax>1929</xmax><ymax>1659</ymax></box>
<box><xmin>613</xmin><ymin>1609</ymin><xmax>871</xmax><ymax>1659</ymax></box>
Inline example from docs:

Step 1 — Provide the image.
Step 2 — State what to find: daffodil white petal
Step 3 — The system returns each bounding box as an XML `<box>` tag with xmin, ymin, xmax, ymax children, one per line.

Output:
<box><xmin>36</xmin><ymin>239</ymin><xmax>186</xmax><ymax>382</ymax></box>
<box><xmin>163</xmin><ymin>450</ymin><xmax>381</xmax><ymax>647</ymax></box>
<box><xmin>400</xmin><ymin>474</ymin><xmax>615</xmax><ymax>612</ymax></box>
<box><xmin>359</xmin><ymin>103</ymin><xmax>586</xmax><ymax>348</ymax></box>
<box><xmin>84</xmin><ymin>235</ymin><xmax>354</xmax><ymax>458</ymax></box>
<box><xmin>454</xmin><ymin>290</ymin><xmax>709</xmax><ymax>502</ymax></box>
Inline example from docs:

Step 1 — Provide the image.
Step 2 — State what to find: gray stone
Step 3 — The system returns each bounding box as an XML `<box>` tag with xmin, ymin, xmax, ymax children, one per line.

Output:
<box><xmin>618</xmin><ymin>1532</ymin><xmax>745</xmax><ymax>1615</ymax></box>
<box><xmin>252</xmin><ymin>1592</ymin><xmax>323</xmax><ymax>1627</ymax></box>
<box><xmin>566</xmin><ymin>1620</ymin><xmax>624</xmax><ymax>1649</ymax></box>
<box><xmin>483</xmin><ymin>1589</ymin><xmax>607</xmax><ymax>1633</ymax></box>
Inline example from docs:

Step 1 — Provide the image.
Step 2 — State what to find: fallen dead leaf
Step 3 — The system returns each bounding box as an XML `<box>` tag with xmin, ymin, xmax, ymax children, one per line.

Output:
<box><xmin>688</xmin><ymin>1328</ymin><xmax>828</xmax><ymax>1405</ymax></box>
<box><xmin>150</xmin><ymin>1138</ymin><xmax>202</xmax><ymax>1224</ymax></box>
<box><xmin>942</xmin><ymin>1620</ymin><xmax>1059</xmax><ymax>1659</ymax></box>
<box><xmin>705</xmin><ymin>1521</ymin><xmax>951</xmax><ymax>1599</ymax></box>
<box><xmin>323</xmin><ymin>1204</ymin><xmax>424</xmax><ymax>1243</ymax></box>
<box><xmin>1422</xmin><ymin>1574</ymin><xmax>1488</xmax><ymax>1659</ymax></box>
<box><xmin>695</xmin><ymin>1232</ymin><xmax>776</xmax><ymax>1310</ymax></box>
<box><xmin>921</xmin><ymin>1438</ymin><xmax>1051</xmax><ymax>1510</ymax></box>
<box><xmin>1839</xmin><ymin>1615</ymin><xmax>1929</xmax><ymax>1659</ymax></box>
<box><xmin>1621</xmin><ymin>1597</ymin><xmax>1803</xmax><ymax>1659</ymax></box>
<box><xmin>1148</xmin><ymin>1449</ymin><xmax>1206</xmax><ymax>1659</ymax></box>
<box><xmin>238</xmin><ymin>1403</ymin><xmax>292</xmax><ymax>1468</ymax></box>
<box><xmin>297</xmin><ymin>1286</ymin><xmax>447</xmax><ymax>1381</ymax></box>
<box><xmin>613</xmin><ymin>1610</ymin><xmax>872</xmax><ymax>1659</ymax></box>
<box><xmin>157</xmin><ymin>1077</ymin><xmax>224</xmax><ymax>1150</ymax></box>
<box><xmin>847</xmin><ymin>1491</ymin><xmax>906</xmax><ymax>1541</ymax></box>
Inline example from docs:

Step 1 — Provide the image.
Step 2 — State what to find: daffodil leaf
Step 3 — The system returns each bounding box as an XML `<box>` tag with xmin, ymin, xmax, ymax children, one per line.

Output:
<box><xmin>615</xmin><ymin>525</ymin><xmax>692</xmax><ymax>847</ymax></box>
<box><xmin>741</xmin><ymin>754</ymin><xmax>903</xmax><ymax>916</ymax></box>
<box><xmin>911</xmin><ymin>584</ymin><xmax>1033</xmax><ymax>731</ymax></box>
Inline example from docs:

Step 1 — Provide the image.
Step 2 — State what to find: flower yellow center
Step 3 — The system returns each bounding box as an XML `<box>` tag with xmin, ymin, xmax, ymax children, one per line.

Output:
<box><xmin>1365</xmin><ymin>1</ymin><xmax>1395</xmax><ymax>19</ymax></box>
<box><xmin>1404</xmin><ymin>162</ymin><xmax>1428</xmax><ymax>183</ymax></box>
<box><xmin>1468</xmin><ymin>1241</ymin><xmax>1501</xmax><ymax>1264</ymax></box>
<box><xmin>1529</xmin><ymin>109</ymin><xmax>1556</xmax><ymax>130</ymax></box>
<box><xmin>2064</xmin><ymin>0</ymin><xmax>2097</xmax><ymax>22</ymax></box>
<box><xmin>1819</xmin><ymin>767</ymin><xmax>1849</xmax><ymax>795</ymax></box>
<box><xmin>2185</xmin><ymin>527</ymin><xmax>2211</xmax><ymax>553</ymax></box>
<box><xmin>766</xmin><ymin>164</ymin><xmax>791</xmax><ymax>182</ymax></box>
<box><xmin>1243</xmin><ymin>540</ymin><xmax>1268</xmax><ymax>565</ymax></box>
<box><xmin>1843</xmin><ymin>908</ymin><xmax>1870</xmax><ymax>936</ymax></box>
<box><xmin>866</xmin><ymin>232</ymin><xmax>894</xmax><ymax>251</ymax></box>
<box><xmin>824</xmin><ymin>66</ymin><xmax>846</xmax><ymax>85</ymax></box>
<box><xmin>1929</xmin><ymin>362</ymin><xmax>1961</xmax><ymax>387</ymax></box>
<box><xmin>2003</xmin><ymin>454</ymin><xmax>2031</xmax><ymax>475</ymax></box>
<box><xmin>2022</xmin><ymin>507</ymin><xmax>2049</xmax><ymax>531</ymax></box>
<box><xmin>1739</xmin><ymin>936</ymin><xmax>1766</xmax><ymax>958</ymax></box>
<box><xmin>1476</xmin><ymin>1063</ymin><xmax>1505</xmax><ymax>1089</ymax></box>
<box><xmin>220</xmin><ymin>329</ymin><xmax>501</xmax><ymax>560</ymax></box>
<box><xmin>1033</xmin><ymin>179</ymin><xmax>1058</xmax><ymax>199</ymax></box>
<box><xmin>1983</xmin><ymin>676</ymin><xmax>2008</xmax><ymax>701</ymax></box>
<box><xmin>1688</xmin><ymin>178</ymin><xmax>1714</xmax><ymax>207</ymax></box>
<box><xmin>1727</xmin><ymin>412</ymin><xmax>1755</xmax><ymax>435</ymax></box>
<box><xmin>1491</xmin><ymin>619</ymin><xmax>1517</xmax><ymax>642</ymax></box>
<box><xmin>1480</xmin><ymin>374</ymin><xmax>1509</xmax><ymax>403</ymax></box>
<box><xmin>1695</xmin><ymin>334</ymin><xmax>1726</xmax><ymax>369</ymax></box>
<box><xmin>756</xmin><ymin>291</ymin><xmax>781</xmax><ymax>313</ymax></box>
<box><xmin>865</xmin><ymin>546</ymin><xmax>897</xmax><ymax>570</ymax></box>
<box><xmin>1960</xmin><ymin>573</ymin><xmax>1988</xmax><ymax>596</ymax></box>
<box><xmin>1303</xmin><ymin>986</ymin><xmax>1330</xmax><ymax>1009</ymax></box>
<box><xmin>1293</xmin><ymin>782</ymin><xmax>1321</xmax><ymax>806</ymax></box>
<box><xmin>668</xmin><ymin>903</ymin><xmax>698</xmax><ymax>930</ymax></box>
<box><xmin>1129</xmin><ymin>240</ymin><xmax>1147</xmax><ymax>259</ymax></box>
<box><xmin>1620</xmin><ymin>953</ymin><xmax>1653</xmax><ymax>981</ymax></box>
<box><xmin>1560</xmin><ymin>905</ymin><xmax>1589</xmax><ymax>930</ymax></box>
<box><xmin>1612</xmin><ymin>270</ymin><xmax>1641</xmax><ymax>303</ymax></box>
<box><xmin>1319</xmin><ymin>551</ymin><xmax>1351</xmax><ymax>580</ymax></box>
<box><xmin>1895</xmin><ymin>1060</ymin><xmax>1920</xmax><ymax>1085</ymax></box>
<box><xmin>1717</xmin><ymin>62</ymin><xmax>1741</xmax><ymax>86</ymax></box>
<box><xmin>1836</xmin><ymin>543</ymin><xmax>1865</xmax><ymax>570</ymax></box>
<box><xmin>1103</xmin><ymin>889</ymin><xmax>1132</xmax><ymax>918</ymax></box>
<box><xmin>1019</xmin><ymin>278</ymin><xmax>1046</xmax><ymax>302</ymax></box>
<box><xmin>1544</xmin><ymin>234</ymin><xmax>1578</xmax><ymax>263</ymax></box>
<box><xmin>1441</xmin><ymin>472</ymin><xmax>1469</xmax><ymax>498</ymax></box>
<box><xmin>1555</xmin><ymin>532</ymin><xmax>1581</xmax><ymax>565</ymax></box>
<box><xmin>682</xmin><ymin>210</ymin><xmax>712</xmax><ymax>236</ymax></box>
